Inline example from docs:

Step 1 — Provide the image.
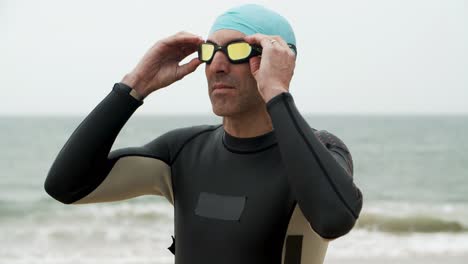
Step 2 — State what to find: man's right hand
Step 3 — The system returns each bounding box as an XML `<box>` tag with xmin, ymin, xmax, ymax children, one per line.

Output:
<box><xmin>121</xmin><ymin>31</ymin><xmax>204</xmax><ymax>99</ymax></box>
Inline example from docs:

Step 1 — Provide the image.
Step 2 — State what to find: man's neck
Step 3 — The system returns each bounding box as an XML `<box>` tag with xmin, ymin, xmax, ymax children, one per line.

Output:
<box><xmin>222</xmin><ymin>107</ymin><xmax>273</xmax><ymax>138</ymax></box>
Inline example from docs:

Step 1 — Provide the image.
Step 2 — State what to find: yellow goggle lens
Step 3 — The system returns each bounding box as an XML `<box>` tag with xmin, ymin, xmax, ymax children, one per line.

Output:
<box><xmin>201</xmin><ymin>44</ymin><xmax>215</xmax><ymax>61</ymax></box>
<box><xmin>227</xmin><ymin>42</ymin><xmax>252</xmax><ymax>60</ymax></box>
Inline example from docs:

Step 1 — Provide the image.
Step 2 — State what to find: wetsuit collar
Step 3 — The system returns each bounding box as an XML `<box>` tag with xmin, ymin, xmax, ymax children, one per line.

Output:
<box><xmin>222</xmin><ymin>128</ymin><xmax>277</xmax><ymax>153</ymax></box>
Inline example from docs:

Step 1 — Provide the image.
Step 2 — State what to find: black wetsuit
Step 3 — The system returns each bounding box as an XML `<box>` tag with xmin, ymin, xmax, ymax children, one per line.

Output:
<box><xmin>45</xmin><ymin>83</ymin><xmax>363</xmax><ymax>264</ymax></box>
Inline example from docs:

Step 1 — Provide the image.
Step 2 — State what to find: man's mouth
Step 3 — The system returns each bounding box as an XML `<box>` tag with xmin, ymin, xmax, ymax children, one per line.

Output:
<box><xmin>212</xmin><ymin>83</ymin><xmax>236</xmax><ymax>94</ymax></box>
<box><xmin>213</xmin><ymin>83</ymin><xmax>235</xmax><ymax>90</ymax></box>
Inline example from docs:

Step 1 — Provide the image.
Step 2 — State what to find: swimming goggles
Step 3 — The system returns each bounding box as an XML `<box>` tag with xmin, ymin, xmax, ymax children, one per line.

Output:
<box><xmin>198</xmin><ymin>39</ymin><xmax>297</xmax><ymax>64</ymax></box>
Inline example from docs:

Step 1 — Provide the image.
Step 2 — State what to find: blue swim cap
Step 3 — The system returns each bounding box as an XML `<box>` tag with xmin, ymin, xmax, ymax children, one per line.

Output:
<box><xmin>209</xmin><ymin>4</ymin><xmax>296</xmax><ymax>46</ymax></box>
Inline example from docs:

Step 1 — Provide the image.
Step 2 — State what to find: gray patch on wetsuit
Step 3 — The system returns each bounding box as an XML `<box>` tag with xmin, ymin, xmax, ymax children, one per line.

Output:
<box><xmin>284</xmin><ymin>235</ymin><xmax>303</xmax><ymax>264</ymax></box>
<box><xmin>195</xmin><ymin>192</ymin><xmax>246</xmax><ymax>221</ymax></box>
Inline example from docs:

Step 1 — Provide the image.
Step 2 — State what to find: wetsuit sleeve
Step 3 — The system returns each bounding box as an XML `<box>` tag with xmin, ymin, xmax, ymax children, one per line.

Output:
<box><xmin>266</xmin><ymin>92</ymin><xmax>363</xmax><ymax>239</ymax></box>
<box><xmin>44</xmin><ymin>83</ymin><xmax>173</xmax><ymax>205</ymax></box>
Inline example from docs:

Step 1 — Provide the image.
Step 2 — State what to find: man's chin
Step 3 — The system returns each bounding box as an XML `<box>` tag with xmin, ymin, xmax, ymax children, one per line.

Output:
<box><xmin>212</xmin><ymin>108</ymin><xmax>231</xmax><ymax>117</ymax></box>
<box><xmin>211</xmin><ymin>105</ymin><xmax>237</xmax><ymax>117</ymax></box>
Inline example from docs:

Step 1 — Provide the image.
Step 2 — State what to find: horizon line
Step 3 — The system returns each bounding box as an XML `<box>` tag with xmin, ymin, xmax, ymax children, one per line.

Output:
<box><xmin>1</xmin><ymin>112</ymin><xmax>467</xmax><ymax>117</ymax></box>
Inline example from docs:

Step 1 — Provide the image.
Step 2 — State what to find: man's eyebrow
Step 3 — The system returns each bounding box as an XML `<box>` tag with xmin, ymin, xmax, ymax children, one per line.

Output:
<box><xmin>206</xmin><ymin>39</ymin><xmax>218</xmax><ymax>45</ymax></box>
<box><xmin>205</xmin><ymin>38</ymin><xmax>246</xmax><ymax>45</ymax></box>
<box><xmin>228</xmin><ymin>38</ymin><xmax>246</xmax><ymax>43</ymax></box>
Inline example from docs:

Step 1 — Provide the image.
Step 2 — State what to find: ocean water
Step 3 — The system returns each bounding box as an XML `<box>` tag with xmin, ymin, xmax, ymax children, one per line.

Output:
<box><xmin>1</xmin><ymin>115</ymin><xmax>467</xmax><ymax>263</ymax></box>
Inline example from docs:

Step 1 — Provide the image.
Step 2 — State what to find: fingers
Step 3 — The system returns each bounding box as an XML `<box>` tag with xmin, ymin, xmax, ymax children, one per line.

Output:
<box><xmin>271</xmin><ymin>36</ymin><xmax>289</xmax><ymax>50</ymax></box>
<box><xmin>176</xmin><ymin>57</ymin><xmax>202</xmax><ymax>80</ymax></box>
<box><xmin>162</xmin><ymin>31</ymin><xmax>204</xmax><ymax>47</ymax></box>
<box><xmin>161</xmin><ymin>31</ymin><xmax>204</xmax><ymax>62</ymax></box>
<box><xmin>244</xmin><ymin>33</ymin><xmax>295</xmax><ymax>56</ymax></box>
<box><xmin>244</xmin><ymin>33</ymin><xmax>284</xmax><ymax>47</ymax></box>
<box><xmin>180</xmin><ymin>42</ymin><xmax>200</xmax><ymax>57</ymax></box>
<box><xmin>244</xmin><ymin>33</ymin><xmax>276</xmax><ymax>48</ymax></box>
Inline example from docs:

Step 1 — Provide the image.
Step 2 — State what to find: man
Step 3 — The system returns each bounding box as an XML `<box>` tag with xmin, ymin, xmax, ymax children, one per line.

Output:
<box><xmin>45</xmin><ymin>4</ymin><xmax>362</xmax><ymax>264</ymax></box>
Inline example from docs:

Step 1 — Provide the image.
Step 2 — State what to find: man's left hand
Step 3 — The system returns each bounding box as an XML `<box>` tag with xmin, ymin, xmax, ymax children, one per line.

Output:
<box><xmin>244</xmin><ymin>34</ymin><xmax>296</xmax><ymax>103</ymax></box>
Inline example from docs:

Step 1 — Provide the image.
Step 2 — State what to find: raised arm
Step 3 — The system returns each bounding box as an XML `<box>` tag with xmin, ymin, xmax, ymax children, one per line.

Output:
<box><xmin>45</xmin><ymin>32</ymin><xmax>204</xmax><ymax>205</ymax></box>
<box><xmin>44</xmin><ymin>83</ymin><xmax>174</xmax><ymax>204</ymax></box>
<box><xmin>244</xmin><ymin>33</ymin><xmax>363</xmax><ymax>239</ymax></box>
<box><xmin>267</xmin><ymin>93</ymin><xmax>362</xmax><ymax>239</ymax></box>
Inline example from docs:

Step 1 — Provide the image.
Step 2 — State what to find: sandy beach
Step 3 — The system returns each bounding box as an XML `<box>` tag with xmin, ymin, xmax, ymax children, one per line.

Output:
<box><xmin>2</xmin><ymin>115</ymin><xmax>468</xmax><ymax>264</ymax></box>
<box><xmin>325</xmin><ymin>255</ymin><xmax>468</xmax><ymax>264</ymax></box>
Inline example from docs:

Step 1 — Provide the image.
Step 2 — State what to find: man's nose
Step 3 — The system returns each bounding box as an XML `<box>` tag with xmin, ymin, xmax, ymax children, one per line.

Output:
<box><xmin>208</xmin><ymin>50</ymin><xmax>230</xmax><ymax>73</ymax></box>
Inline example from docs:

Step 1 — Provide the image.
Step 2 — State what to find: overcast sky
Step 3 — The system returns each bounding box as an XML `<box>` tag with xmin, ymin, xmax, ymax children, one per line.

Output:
<box><xmin>1</xmin><ymin>0</ymin><xmax>466</xmax><ymax>115</ymax></box>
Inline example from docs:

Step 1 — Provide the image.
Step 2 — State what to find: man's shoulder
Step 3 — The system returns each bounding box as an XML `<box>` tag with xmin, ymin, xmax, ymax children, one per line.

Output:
<box><xmin>109</xmin><ymin>125</ymin><xmax>221</xmax><ymax>164</ymax></box>
<box><xmin>313</xmin><ymin>129</ymin><xmax>350</xmax><ymax>153</ymax></box>
<box><xmin>162</xmin><ymin>124</ymin><xmax>222</xmax><ymax>143</ymax></box>
<box><xmin>142</xmin><ymin>124</ymin><xmax>221</xmax><ymax>161</ymax></box>
<box><xmin>313</xmin><ymin>129</ymin><xmax>354</xmax><ymax>176</ymax></box>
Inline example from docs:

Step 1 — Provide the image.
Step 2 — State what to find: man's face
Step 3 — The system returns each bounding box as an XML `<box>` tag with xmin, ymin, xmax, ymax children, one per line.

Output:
<box><xmin>205</xmin><ymin>29</ymin><xmax>264</xmax><ymax>117</ymax></box>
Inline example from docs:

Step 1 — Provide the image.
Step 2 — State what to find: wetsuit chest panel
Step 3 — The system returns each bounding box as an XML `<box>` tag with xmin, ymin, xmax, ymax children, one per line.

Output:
<box><xmin>171</xmin><ymin>131</ymin><xmax>296</xmax><ymax>264</ymax></box>
<box><xmin>194</xmin><ymin>192</ymin><xmax>246</xmax><ymax>221</ymax></box>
